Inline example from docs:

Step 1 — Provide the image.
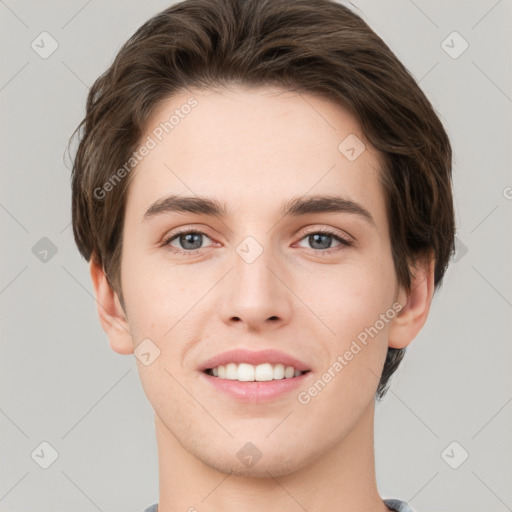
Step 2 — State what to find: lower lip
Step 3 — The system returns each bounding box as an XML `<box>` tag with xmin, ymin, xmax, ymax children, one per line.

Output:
<box><xmin>199</xmin><ymin>371</ymin><xmax>312</xmax><ymax>403</ymax></box>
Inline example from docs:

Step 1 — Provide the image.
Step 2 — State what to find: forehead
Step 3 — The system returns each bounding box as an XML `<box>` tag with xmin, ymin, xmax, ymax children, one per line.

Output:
<box><xmin>125</xmin><ymin>85</ymin><xmax>386</xmax><ymax>227</ymax></box>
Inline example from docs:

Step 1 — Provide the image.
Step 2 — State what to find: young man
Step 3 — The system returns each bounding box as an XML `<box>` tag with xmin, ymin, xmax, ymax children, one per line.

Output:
<box><xmin>69</xmin><ymin>0</ymin><xmax>455</xmax><ymax>510</ymax></box>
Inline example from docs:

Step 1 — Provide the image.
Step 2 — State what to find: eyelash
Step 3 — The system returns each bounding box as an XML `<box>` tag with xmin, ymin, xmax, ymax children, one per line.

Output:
<box><xmin>161</xmin><ymin>228</ymin><xmax>354</xmax><ymax>256</ymax></box>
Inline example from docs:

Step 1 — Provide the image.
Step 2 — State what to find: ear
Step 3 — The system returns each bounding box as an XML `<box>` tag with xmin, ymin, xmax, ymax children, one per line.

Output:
<box><xmin>89</xmin><ymin>256</ymin><xmax>134</xmax><ymax>355</ymax></box>
<box><xmin>388</xmin><ymin>251</ymin><xmax>436</xmax><ymax>349</ymax></box>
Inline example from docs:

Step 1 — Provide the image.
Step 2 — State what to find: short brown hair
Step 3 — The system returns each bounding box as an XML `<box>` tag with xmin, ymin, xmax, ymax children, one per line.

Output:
<box><xmin>69</xmin><ymin>0</ymin><xmax>456</xmax><ymax>399</ymax></box>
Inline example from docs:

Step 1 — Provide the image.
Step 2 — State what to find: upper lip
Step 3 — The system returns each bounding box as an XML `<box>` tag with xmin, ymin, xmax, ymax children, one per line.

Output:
<box><xmin>199</xmin><ymin>348</ymin><xmax>311</xmax><ymax>372</ymax></box>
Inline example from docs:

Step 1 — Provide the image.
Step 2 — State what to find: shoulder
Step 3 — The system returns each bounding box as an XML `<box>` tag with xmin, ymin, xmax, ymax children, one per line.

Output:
<box><xmin>383</xmin><ymin>498</ymin><xmax>415</xmax><ymax>512</ymax></box>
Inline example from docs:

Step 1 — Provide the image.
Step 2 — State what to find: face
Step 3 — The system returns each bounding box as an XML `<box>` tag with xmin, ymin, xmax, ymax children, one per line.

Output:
<box><xmin>118</xmin><ymin>85</ymin><xmax>402</xmax><ymax>477</ymax></box>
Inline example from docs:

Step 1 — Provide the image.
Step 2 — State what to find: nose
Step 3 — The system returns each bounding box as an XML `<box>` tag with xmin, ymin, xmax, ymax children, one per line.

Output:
<box><xmin>218</xmin><ymin>236</ymin><xmax>293</xmax><ymax>332</ymax></box>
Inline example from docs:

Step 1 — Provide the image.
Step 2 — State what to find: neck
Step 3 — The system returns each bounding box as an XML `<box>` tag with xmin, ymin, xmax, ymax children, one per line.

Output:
<box><xmin>154</xmin><ymin>400</ymin><xmax>389</xmax><ymax>512</ymax></box>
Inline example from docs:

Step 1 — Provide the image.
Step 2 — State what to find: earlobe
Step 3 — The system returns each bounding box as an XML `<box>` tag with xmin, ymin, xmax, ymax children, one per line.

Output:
<box><xmin>388</xmin><ymin>253</ymin><xmax>436</xmax><ymax>350</ymax></box>
<box><xmin>89</xmin><ymin>257</ymin><xmax>134</xmax><ymax>355</ymax></box>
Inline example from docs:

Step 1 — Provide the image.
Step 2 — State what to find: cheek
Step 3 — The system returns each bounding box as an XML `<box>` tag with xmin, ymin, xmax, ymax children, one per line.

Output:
<box><xmin>300</xmin><ymin>275</ymin><xmax>394</xmax><ymax>422</ymax></box>
<box><xmin>310</xmin><ymin>255</ymin><xmax>396</xmax><ymax>337</ymax></box>
<box><xmin>120</xmin><ymin>245</ymin><xmax>171</xmax><ymax>339</ymax></box>
<box><xmin>305</xmin><ymin>251</ymin><xmax>396</xmax><ymax>389</ymax></box>
<box><xmin>121</xmin><ymin>249</ymin><xmax>217</xmax><ymax>353</ymax></box>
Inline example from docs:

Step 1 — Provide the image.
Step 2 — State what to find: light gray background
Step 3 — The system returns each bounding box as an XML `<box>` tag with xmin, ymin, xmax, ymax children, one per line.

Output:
<box><xmin>1</xmin><ymin>1</ymin><xmax>511</xmax><ymax>511</ymax></box>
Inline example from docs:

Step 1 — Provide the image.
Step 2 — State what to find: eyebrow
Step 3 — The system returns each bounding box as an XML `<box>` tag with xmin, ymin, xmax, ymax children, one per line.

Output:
<box><xmin>143</xmin><ymin>194</ymin><xmax>375</xmax><ymax>226</ymax></box>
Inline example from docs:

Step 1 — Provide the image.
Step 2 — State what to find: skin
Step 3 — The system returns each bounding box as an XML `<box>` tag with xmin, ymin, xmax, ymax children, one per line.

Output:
<box><xmin>90</xmin><ymin>85</ymin><xmax>435</xmax><ymax>512</ymax></box>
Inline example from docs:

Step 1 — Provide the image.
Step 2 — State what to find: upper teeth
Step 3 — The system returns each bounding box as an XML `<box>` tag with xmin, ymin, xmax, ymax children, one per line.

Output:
<box><xmin>210</xmin><ymin>363</ymin><xmax>304</xmax><ymax>381</ymax></box>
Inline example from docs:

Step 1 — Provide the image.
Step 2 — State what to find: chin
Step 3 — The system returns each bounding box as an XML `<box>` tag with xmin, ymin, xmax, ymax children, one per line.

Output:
<box><xmin>190</xmin><ymin>436</ymin><xmax>318</xmax><ymax>479</ymax></box>
<box><xmin>208</xmin><ymin>452</ymin><xmax>307</xmax><ymax>479</ymax></box>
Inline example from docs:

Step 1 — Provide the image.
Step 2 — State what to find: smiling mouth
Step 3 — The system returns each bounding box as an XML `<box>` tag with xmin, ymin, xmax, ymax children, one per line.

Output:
<box><xmin>204</xmin><ymin>362</ymin><xmax>311</xmax><ymax>382</ymax></box>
